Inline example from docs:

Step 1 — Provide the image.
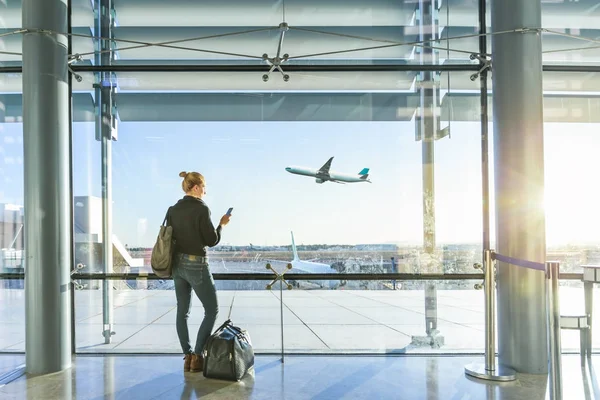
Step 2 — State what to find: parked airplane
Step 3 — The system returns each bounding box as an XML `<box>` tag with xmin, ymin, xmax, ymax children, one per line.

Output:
<box><xmin>285</xmin><ymin>157</ymin><xmax>371</xmax><ymax>184</ymax></box>
<box><xmin>266</xmin><ymin>232</ymin><xmax>339</xmax><ymax>289</ymax></box>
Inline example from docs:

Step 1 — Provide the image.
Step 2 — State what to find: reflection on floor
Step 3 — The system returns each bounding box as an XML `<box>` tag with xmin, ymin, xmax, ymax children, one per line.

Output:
<box><xmin>0</xmin><ymin>354</ymin><xmax>24</xmax><ymax>377</ymax></box>
<box><xmin>0</xmin><ymin>354</ymin><xmax>599</xmax><ymax>399</ymax></box>
<box><xmin>1</xmin><ymin>287</ymin><xmax>599</xmax><ymax>353</ymax></box>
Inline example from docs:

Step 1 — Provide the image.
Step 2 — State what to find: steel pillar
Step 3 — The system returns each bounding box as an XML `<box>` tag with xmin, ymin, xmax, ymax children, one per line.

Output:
<box><xmin>492</xmin><ymin>0</ymin><xmax>547</xmax><ymax>374</ymax></box>
<box><xmin>412</xmin><ymin>0</ymin><xmax>445</xmax><ymax>348</ymax></box>
<box><xmin>22</xmin><ymin>0</ymin><xmax>72</xmax><ymax>374</ymax></box>
<box><xmin>94</xmin><ymin>0</ymin><xmax>118</xmax><ymax>344</ymax></box>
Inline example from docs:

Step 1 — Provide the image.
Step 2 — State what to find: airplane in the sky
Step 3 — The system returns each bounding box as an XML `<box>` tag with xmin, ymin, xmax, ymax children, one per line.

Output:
<box><xmin>285</xmin><ymin>157</ymin><xmax>371</xmax><ymax>184</ymax></box>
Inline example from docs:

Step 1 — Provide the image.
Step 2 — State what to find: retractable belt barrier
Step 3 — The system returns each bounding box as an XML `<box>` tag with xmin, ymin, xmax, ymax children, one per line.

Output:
<box><xmin>465</xmin><ymin>249</ymin><xmax>562</xmax><ymax>400</ymax></box>
<box><xmin>492</xmin><ymin>252</ymin><xmax>545</xmax><ymax>272</ymax></box>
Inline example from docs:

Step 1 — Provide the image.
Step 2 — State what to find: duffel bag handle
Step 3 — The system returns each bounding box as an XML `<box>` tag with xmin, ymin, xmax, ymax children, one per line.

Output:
<box><xmin>214</xmin><ymin>319</ymin><xmax>244</xmax><ymax>335</ymax></box>
<box><xmin>214</xmin><ymin>319</ymin><xmax>232</xmax><ymax>334</ymax></box>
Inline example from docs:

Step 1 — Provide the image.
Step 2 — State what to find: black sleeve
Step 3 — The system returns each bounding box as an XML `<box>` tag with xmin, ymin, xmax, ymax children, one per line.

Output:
<box><xmin>199</xmin><ymin>205</ymin><xmax>222</xmax><ymax>247</ymax></box>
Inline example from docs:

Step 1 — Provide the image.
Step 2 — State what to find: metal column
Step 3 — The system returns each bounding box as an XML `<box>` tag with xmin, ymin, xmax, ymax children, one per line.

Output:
<box><xmin>464</xmin><ymin>250</ymin><xmax>516</xmax><ymax>381</ymax></box>
<box><xmin>67</xmin><ymin>0</ymin><xmax>77</xmax><ymax>356</ymax></box>
<box><xmin>492</xmin><ymin>0</ymin><xmax>547</xmax><ymax>373</ymax></box>
<box><xmin>546</xmin><ymin>262</ymin><xmax>563</xmax><ymax>399</ymax></box>
<box><xmin>94</xmin><ymin>0</ymin><xmax>117</xmax><ymax>344</ymax></box>
<box><xmin>413</xmin><ymin>0</ymin><xmax>445</xmax><ymax>348</ymax></box>
<box><xmin>478</xmin><ymin>0</ymin><xmax>490</xmax><ymax>254</ymax></box>
<box><xmin>22</xmin><ymin>0</ymin><xmax>72</xmax><ymax>374</ymax></box>
<box><xmin>417</xmin><ymin>1</ymin><xmax>439</xmax><ymax>256</ymax></box>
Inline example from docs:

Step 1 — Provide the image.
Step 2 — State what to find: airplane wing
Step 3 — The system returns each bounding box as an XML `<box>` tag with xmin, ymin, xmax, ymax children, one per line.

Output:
<box><xmin>318</xmin><ymin>157</ymin><xmax>334</xmax><ymax>174</ymax></box>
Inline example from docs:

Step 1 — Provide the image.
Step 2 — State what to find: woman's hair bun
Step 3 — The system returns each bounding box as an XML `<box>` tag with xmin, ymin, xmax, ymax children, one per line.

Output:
<box><xmin>179</xmin><ymin>171</ymin><xmax>187</xmax><ymax>178</ymax></box>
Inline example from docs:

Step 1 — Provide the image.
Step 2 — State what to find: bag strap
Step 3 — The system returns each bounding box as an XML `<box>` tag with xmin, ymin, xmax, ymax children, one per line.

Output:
<box><xmin>162</xmin><ymin>207</ymin><xmax>172</xmax><ymax>227</ymax></box>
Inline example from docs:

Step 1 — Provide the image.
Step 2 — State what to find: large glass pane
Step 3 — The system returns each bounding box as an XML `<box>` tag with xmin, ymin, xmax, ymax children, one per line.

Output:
<box><xmin>72</xmin><ymin>87</ymin><xmax>105</xmax><ymax>343</ymax></box>
<box><xmin>485</xmin><ymin>0</ymin><xmax>600</xmax><ymax>65</ymax></box>
<box><xmin>487</xmin><ymin>71</ymin><xmax>600</xmax><ymax>353</ymax></box>
<box><xmin>542</xmin><ymin>71</ymin><xmax>600</xmax><ymax>352</ymax></box>
<box><xmin>541</xmin><ymin>1</ymin><xmax>600</xmax><ymax>65</ymax></box>
<box><xmin>70</xmin><ymin>0</ymin><xmax>479</xmax><ymax>66</ymax></box>
<box><xmin>69</xmin><ymin>69</ymin><xmax>490</xmax><ymax>354</ymax></box>
<box><xmin>73</xmin><ymin>279</ymin><xmax>489</xmax><ymax>354</ymax></box>
<box><xmin>277</xmin><ymin>280</ymin><xmax>485</xmax><ymax>354</ymax></box>
<box><xmin>71</xmin><ymin>70</ymin><xmax>485</xmax><ymax>276</ymax></box>
<box><xmin>0</xmin><ymin>1</ymin><xmax>22</xmax><ymax>68</ymax></box>
<box><xmin>0</xmin><ymin>73</ymin><xmax>25</xmax><ymax>352</ymax></box>
<box><xmin>436</xmin><ymin>71</ymin><xmax>483</xmax><ymax>275</ymax></box>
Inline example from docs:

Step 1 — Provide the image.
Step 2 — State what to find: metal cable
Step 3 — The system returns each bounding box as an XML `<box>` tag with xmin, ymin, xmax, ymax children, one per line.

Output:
<box><xmin>0</xmin><ymin>29</ymin><xmax>26</xmax><ymax>38</ymax></box>
<box><xmin>290</xmin><ymin>26</ymin><xmax>485</xmax><ymax>57</ymax></box>
<box><xmin>5</xmin><ymin>26</ymin><xmax>600</xmax><ymax>62</ymax></box>
<box><xmin>291</xmin><ymin>26</ymin><xmax>411</xmax><ymax>45</ymax></box>
<box><xmin>540</xmin><ymin>29</ymin><xmax>600</xmax><ymax>56</ymax></box>
<box><xmin>69</xmin><ymin>27</ymin><xmax>277</xmax><ymax>58</ymax></box>
<box><xmin>3</xmin><ymin>27</ymin><xmax>514</xmax><ymax>61</ymax></box>
<box><xmin>543</xmin><ymin>44</ymin><xmax>600</xmax><ymax>54</ymax></box>
<box><xmin>0</xmin><ymin>50</ymin><xmax>21</xmax><ymax>56</ymax></box>
<box><xmin>287</xmin><ymin>29</ymin><xmax>521</xmax><ymax>60</ymax></box>
<box><xmin>68</xmin><ymin>26</ymin><xmax>488</xmax><ymax>59</ymax></box>
<box><xmin>1</xmin><ymin>27</ymin><xmax>276</xmax><ymax>59</ymax></box>
<box><xmin>543</xmin><ymin>28</ymin><xmax>600</xmax><ymax>46</ymax></box>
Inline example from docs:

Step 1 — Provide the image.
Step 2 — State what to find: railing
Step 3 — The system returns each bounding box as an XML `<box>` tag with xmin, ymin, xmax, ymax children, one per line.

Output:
<box><xmin>0</xmin><ymin>269</ymin><xmax>581</xmax><ymax>378</ymax></box>
<box><xmin>0</xmin><ymin>272</ymin><xmax>586</xmax><ymax>280</ymax></box>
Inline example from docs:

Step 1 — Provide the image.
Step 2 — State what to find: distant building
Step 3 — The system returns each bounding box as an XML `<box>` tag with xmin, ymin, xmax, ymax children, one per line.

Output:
<box><xmin>1</xmin><ymin>203</ymin><xmax>24</xmax><ymax>287</ymax></box>
<box><xmin>73</xmin><ymin>196</ymin><xmax>144</xmax><ymax>273</ymax></box>
<box><xmin>354</xmin><ymin>243</ymin><xmax>398</xmax><ymax>251</ymax></box>
<box><xmin>0</xmin><ymin>203</ymin><xmax>24</xmax><ymax>251</ymax></box>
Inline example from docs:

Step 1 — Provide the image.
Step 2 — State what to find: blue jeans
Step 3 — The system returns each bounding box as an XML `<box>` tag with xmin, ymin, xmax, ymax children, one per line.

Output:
<box><xmin>172</xmin><ymin>253</ymin><xmax>219</xmax><ymax>355</ymax></box>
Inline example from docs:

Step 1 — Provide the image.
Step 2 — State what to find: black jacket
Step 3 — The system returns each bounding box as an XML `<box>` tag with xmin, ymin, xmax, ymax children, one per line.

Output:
<box><xmin>168</xmin><ymin>196</ymin><xmax>222</xmax><ymax>256</ymax></box>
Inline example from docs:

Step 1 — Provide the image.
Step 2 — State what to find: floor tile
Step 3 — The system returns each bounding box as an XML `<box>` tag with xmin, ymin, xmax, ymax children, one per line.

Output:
<box><xmin>2</xmin><ymin>288</ymin><xmax>600</xmax><ymax>355</ymax></box>
<box><xmin>309</xmin><ymin>324</ymin><xmax>412</xmax><ymax>352</ymax></box>
<box><xmin>0</xmin><ymin>354</ymin><xmax>598</xmax><ymax>399</ymax></box>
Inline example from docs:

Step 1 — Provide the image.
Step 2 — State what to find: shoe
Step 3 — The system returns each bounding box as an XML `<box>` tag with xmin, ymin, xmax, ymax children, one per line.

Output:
<box><xmin>183</xmin><ymin>354</ymin><xmax>192</xmax><ymax>372</ymax></box>
<box><xmin>190</xmin><ymin>354</ymin><xmax>203</xmax><ymax>372</ymax></box>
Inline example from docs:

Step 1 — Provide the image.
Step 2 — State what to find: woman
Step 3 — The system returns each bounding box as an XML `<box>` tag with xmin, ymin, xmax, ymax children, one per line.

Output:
<box><xmin>168</xmin><ymin>171</ymin><xmax>231</xmax><ymax>372</ymax></box>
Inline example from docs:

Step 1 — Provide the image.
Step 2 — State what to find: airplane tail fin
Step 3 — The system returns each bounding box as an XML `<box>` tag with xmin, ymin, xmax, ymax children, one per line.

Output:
<box><xmin>358</xmin><ymin>167</ymin><xmax>370</xmax><ymax>182</ymax></box>
<box><xmin>291</xmin><ymin>231</ymin><xmax>299</xmax><ymax>261</ymax></box>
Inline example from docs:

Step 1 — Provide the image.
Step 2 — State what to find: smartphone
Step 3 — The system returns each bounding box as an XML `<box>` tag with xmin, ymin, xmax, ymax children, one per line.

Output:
<box><xmin>226</xmin><ymin>207</ymin><xmax>233</xmax><ymax>216</ymax></box>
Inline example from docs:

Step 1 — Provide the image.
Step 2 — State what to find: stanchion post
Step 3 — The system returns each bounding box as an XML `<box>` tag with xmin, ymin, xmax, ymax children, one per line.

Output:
<box><xmin>280</xmin><ymin>269</ymin><xmax>284</xmax><ymax>363</ymax></box>
<box><xmin>266</xmin><ymin>263</ymin><xmax>292</xmax><ymax>364</ymax></box>
<box><xmin>465</xmin><ymin>249</ymin><xmax>516</xmax><ymax>381</ymax></box>
<box><xmin>546</xmin><ymin>261</ymin><xmax>562</xmax><ymax>400</ymax></box>
<box><xmin>484</xmin><ymin>248</ymin><xmax>496</xmax><ymax>371</ymax></box>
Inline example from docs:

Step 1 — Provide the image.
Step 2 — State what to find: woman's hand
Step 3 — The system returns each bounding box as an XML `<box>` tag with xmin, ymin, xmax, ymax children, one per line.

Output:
<box><xmin>219</xmin><ymin>214</ymin><xmax>231</xmax><ymax>227</ymax></box>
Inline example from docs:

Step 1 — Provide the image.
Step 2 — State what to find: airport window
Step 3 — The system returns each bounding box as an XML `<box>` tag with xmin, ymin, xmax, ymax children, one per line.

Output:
<box><xmin>0</xmin><ymin>75</ymin><xmax>25</xmax><ymax>352</ymax></box>
<box><xmin>1</xmin><ymin>0</ymin><xmax>599</xmax><ymax>357</ymax></box>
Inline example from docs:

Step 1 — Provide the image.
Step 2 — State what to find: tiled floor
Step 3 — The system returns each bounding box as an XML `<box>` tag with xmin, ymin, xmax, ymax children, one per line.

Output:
<box><xmin>0</xmin><ymin>354</ymin><xmax>599</xmax><ymax>399</ymax></box>
<box><xmin>1</xmin><ymin>287</ymin><xmax>599</xmax><ymax>354</ymax></box>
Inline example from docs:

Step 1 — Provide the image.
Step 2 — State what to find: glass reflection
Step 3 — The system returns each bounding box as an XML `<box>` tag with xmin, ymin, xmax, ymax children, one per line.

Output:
<box><xmin>0</xmin><ymin>79</ymin><xmax>25</xmax><ymax>352</ymax></box>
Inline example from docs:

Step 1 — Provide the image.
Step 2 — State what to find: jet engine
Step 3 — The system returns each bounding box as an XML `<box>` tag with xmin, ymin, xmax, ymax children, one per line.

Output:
<box><xmin>315</xmin><ymin>178</ymin><xmax>324</xmax><ymax>184</ymax></box>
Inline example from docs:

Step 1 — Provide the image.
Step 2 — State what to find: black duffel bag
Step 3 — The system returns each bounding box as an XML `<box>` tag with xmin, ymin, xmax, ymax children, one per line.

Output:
<box><xmin>202</xmin><ymin>319</ymin><xmax>254</xmax><ymax>381</ymax></box>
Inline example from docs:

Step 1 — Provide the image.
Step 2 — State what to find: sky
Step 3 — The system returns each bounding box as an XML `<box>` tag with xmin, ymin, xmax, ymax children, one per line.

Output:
<box><xmin>1</xmin><ymin>120</ymin><xmax>599</xmax><ymax>247</ymax></box>
<box><xmin>70</xmin><ymin>120</ymin><xmax>483</xmax><ymax>247</ymax></box>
